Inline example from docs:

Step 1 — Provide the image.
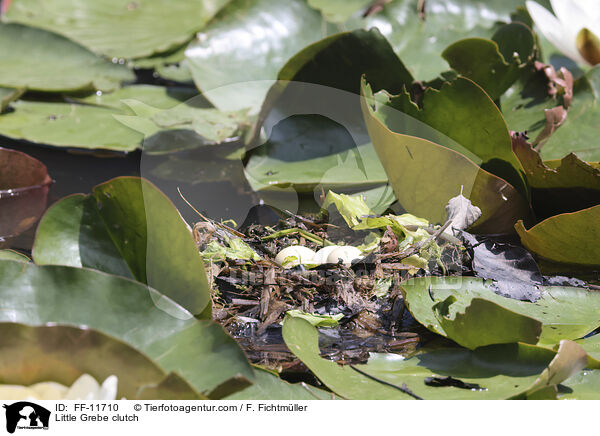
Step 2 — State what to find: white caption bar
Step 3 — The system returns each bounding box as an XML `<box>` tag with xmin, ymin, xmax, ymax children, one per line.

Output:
<box><xmin>0</xmin><ymin>400</ymin><xmax>592</xmax><ymax>436</ymax></box>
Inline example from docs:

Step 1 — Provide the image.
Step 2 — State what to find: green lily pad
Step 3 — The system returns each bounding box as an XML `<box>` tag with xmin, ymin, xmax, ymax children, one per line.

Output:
<box><xmin>247</xmin><ymin>29</ymin><xmax>417</xmax><ymax>213</ymax></box>
<box><xmin>359</xmin><ymin>0</ymin><xmax>533</xmax><ymax>81</ymax></box>
<box><xmin>247</xmin><ymin>28</ymin><xmax>416</xmax><ymax>204</ymax></box>
<box><xmin>361</xmin><ymin>79</ymin><xmax>530</xmax><ymax>233</ymax></box>
<box><xmin>3</xmin><ymin>0</ymin><xmax>230</xmax><ymax>59</ymax></box>
<box><xmin>125</xmin><ymin>100</ymin><xmax>249</xmax><ymax>152</ymax></box>
<box><xmin>0</xmin><ymin>23</ymin><xmax>133</xmax><ymax>92</ymax></box>
<box><xmin>512</xmin><ymin>134</ymin><xmax>600</xmax><ymax>191</ymax></box>
<box><xmin>361</xmin><ymin>339</ymin><xmax>587</xmax><ymax>400</ymax></box>
<box><xmin>307</xmin><ymin>0</ymin><xmax>370</xmax><ymax>23</ymax></box>
<box><xmin>511</xmin><ymin>133</ymin><xmax>600</xmax><ymax>219</ymax></box>
<box><xmin>282</xmin><ymin>316</ymin><xmax>587</xmax><ymax>399</ymax></box>
<box><xmin>0</xmin><ymin>259</ymin><xmax>253</xmax><ymax>394</ymax></box>
<box><xmin>74</xmin><ymin>85</ymin><xmax>199</xmax><ymax>110</ymax></box>
<box><xmin>33</xmin><ymin>177</ymin><xmax>211</xmax><ymax>317</ymax></box>
<box><xmin>576</xmin><ymin>334</ymin><xmax>600</xmax><ymax>363</ymax></box>
<box><xmin>277</xmin><ymin>28</ymin><xmax>413</xmax><ymax>95</ymax></box>
<box><xmin>186</xmin><ymin>0</ymin><xmax>534</xmax><ymax>112</ymax></box>
<box><xmin>503</xmin><ymin>66</ymin><xmax>600</xmax><ymax>161</ymax></box>
<box><xmin>442</xmin><ymin>23</ymin><xmax>536</xmax><ymax>100</ymax></box>
<box><xmin>246</xmin><ymin>115</ymin><xmax>388</xmax><ymax>193</ymax></box>
<box><xmin>256</xmin><ymin>28</ymin><xmax>413</xmax><ymax>138</ymax></box>
<box><xmin>0</xmin><ymin>101</ymin><xmax>142</xmax><ymax>151</ymax></box>
<box><xmin>0</xmin><ymin>323</ymin><xmax>202</xmax><ymax>399</ymax></box>
<box><xmin>515</xmin><ymin>204</ymin><xmax>600</xmax><ymax>266</ymax></box>
<box><xmin>0</xmin><ymin>86</ymin><xmax>196</xmax><ymax>151</ymax></box>
<box><xmin>151</xmin><ymin>153</ymin><xmax>246</xmax><ymax>184</ymax></box>
<box><xmin>365</xmin><ymin>76</ymin><xmax>527</xmax><ymax>197</ymax></box>
<box><xmin>185</xmin><ymin>0</ymin><xmax>327</xmax><ymax>111</ymax></box>
<box><xmin>401</xmin><ymin>276</ymin><xmax>600</xmax><ymax>346</ymax></box>
<box><xmin>539</xmin><ymin>66</ymin><xmax>600</xmax><ymax>161</ymax></box>
<box><xmin>0</xmin><ymin>250</ymin><xmax>29</xmax><ymax>262</ymax></box>
<box><xmin>130</xmin><ymin>41</ymin><xmax>194</xmax><ymax>82</ymax></box>
<box><xmin>559</xmin><ymin>370</ymin><xmax>600</xmax><ymax>399</ymax></box>
<box><xmin>225</xmin><ymin>367</ymin><xmax>337</xmax><ymax>400</ymax></box>
<box><xmin>436</xmin><ymin>298</ymin><xmax>543</xmax><ymax>349</ymax></box>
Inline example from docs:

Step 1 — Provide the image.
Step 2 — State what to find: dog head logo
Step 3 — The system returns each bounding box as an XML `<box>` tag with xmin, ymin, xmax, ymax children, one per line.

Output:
<box><xmin>3</xmin><ymin>402</ymin><xmax>50</xmax><ymax>433</ymax></box>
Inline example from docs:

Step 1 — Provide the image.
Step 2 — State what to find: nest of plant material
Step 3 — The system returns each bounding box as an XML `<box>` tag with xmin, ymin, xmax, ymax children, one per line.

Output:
<box><xmin>192</xmin><ymin>208</ymin><xmax>470</xmax><ymax>370</ymax></box>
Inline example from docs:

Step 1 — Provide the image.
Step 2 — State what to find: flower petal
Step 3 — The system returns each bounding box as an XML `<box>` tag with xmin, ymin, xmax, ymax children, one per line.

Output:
<box><xmin>566</xmin><ymin>0</ymin><xmax>600</xmax><ymax>33</ymax></box>
<box><xmin>527</xmin><ymin>1</ymin><xmax>587</xmax><ymax>64</ymax></box>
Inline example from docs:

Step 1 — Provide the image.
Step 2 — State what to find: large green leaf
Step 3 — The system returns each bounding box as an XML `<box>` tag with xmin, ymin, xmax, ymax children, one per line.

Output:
<box><xmin>442</xmin><ymin>23</ymin><xmax>536</xmax><ymax>100</ymax></box>
<box><xmin>361</xmin><ymin>339</ymin><xmax>588</xmax><ymax>400</ymax></box>
<box><xmin>3</xmin><ymin>0</ymin><xmax>230</xmax><ymax>59</ymax></box>
<box><xmin>560</xmin><ymin>370</ymin><xmax>600</xmax><ymax>399</ymax></box>
<box><xmin>255</xmin><ymin>28</ymin><xmax>413</xmax><ymax>140</ymax></box>
<box><xmin>307</xmin><ymin>0</ymin><xmax>370</xmax><ymax>23</ymax></box>
<box><xmin>511</xmin><ymin>133</ymin><xmax>600</xmax><ymax>220</ymax></box>
<box><xmin>0</xmin><ymin>101</ymin><xmax>142</xmax><ymax>151</ymax></box>
<box><xmin>74</xmin><ymin>85</ymin><xmax>199</xmax><ymax>110</ymax></box>
<box><xmin>0</xmin><ymin>250</ymin><xmax>29</xmax><ymax>262</ymax></box>
<box><xmin>515</xmin><ymin>204</ymin><xmax>600</xmax><ymax>266</ymax></box>
<box><xmin>577</xmin><ymin>334</ymin><xmax>600</xmax><ymax>363</ymax></box>
<box><xmin>0</xmin><ymin>23</ymin><xmax>133</xmax><ymax>92</ymax></box>
<box><xmin>361</xmin><ymin>79</ymin><xmax>530</xmax><ymax>232</ymax></box>
<box><xmin>185</xmin><ymin>0</ymin><xmax>327</xmax><ymax>111</ymax></box>
<box><xmin>0</xmin><ymin>86</ymin><xmax>194</xmax><ymax>151</ymax></box>
<box><xmin>132</xmin><ymin>44</ymin><xmax>193</xmax><ymax>83</ymax></box>
<box><xmin>246</xmin><ymin>29</ymin><xmax>414</xmax><ymax>212</ymax></box>
<box><xmin>366</xmin><ymin>76</ymin><xmax>527</xmax><ymax>197</ymax></box>
<box><xmin>539</xmin><ymin>67</ymin><xmax>600</xmax><ymax>161</ymax></box>
<box><xmin>436</xmin><ymin>298</ymin><xmax>543</xmax><ymax>350</ymax></box>
<box><xmin>503</xmin><ymin>66</ymin><xmax>600</xmax><ymax>161</ymax></box>
<box><xmin>282</xmin><ymin>316</ymin><xmax>423</xmax><ymax>400</ymax></box>
<box><xmin>226</xmin><ymin>367</ymin><xmax>336</xmax><ymax>400</ymax></box>
<box><xmin>359</xmin><ymin>0</ymin><xmax>534</xmax><ymax>81</ymax></box>
<box><xmin>0</xmin><ymin>259</ymin><xmax>253</xmax><ymax>394</ymax></box>
<box><xmin>185</xmin><ymin>0</ymin><xmax>536</xmax><ymax>112</ymax></box>
<box><xmin>277</xmin><ymin>28</ymin><xmax>413</xmax><ymax>95</ymax></box>
<box><xmin>33</xmin><ymin>177</ymin><xmax>211</xmax><ymax>317</ymax></box>
<box><xmin>282</xmin><ymin>316</ymin><xmax>587</xmax><ymax>399</ymax></box>
<box><xmin>401</xmin><ymin>276</ymin><xmax>600</xmax><ymax>346</ymax></box>
<box><xmin>246</xmin><ymin>115</ymin><xmax>387</xmax><ymax>192</ymax></box>
<box><xmin>114</xmin><ymin>97</ymin><xmax>251</xmax><ymax>154</ymax></box>
<box><xmin>0</xmin><ymin>323</ymin><xmax>202</xmax><ymax>399</ymax></box>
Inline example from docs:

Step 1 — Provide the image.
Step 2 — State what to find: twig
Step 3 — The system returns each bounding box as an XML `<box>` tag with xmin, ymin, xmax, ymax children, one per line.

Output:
<box><xmin>283</xmin><ymin>209</ymin><xmax>339</xmax><ymax>230</ymax></box>
<box><xmin>349</xmin><ymin>365</ymin><xmax>423</xmax><ymax>400</ymax></box>
<box><xmin>262</xmin><ymin>227</ymin><xmax>334</xmax><ymax>246</ymax></box>
<box><xmin>230</xmin><ymin>299</ymin><xmax>260</xmax><ymax>306</ymax></box>
<box><xmin>177</xmin><ymin>187</ymin><xmax>246</xmax><ymax>238</ymax></box>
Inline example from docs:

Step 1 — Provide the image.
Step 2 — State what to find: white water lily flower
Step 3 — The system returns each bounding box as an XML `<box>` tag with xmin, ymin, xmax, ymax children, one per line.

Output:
<box><xmin>0</xmin><ymin>374</ymin><xmax>121</xmax><ymax>400</ymax></box>
<box><xmin>526</xmin><ymin>0</ymin><xmax>600</xmax><ymax>65</ymax></box>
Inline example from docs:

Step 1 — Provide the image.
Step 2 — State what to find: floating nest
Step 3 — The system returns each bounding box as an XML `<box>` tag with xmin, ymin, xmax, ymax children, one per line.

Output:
<box><xmin>193</xmin><ymin>209</ymin><xmax>469</xmax><ymax>371</ymax></box>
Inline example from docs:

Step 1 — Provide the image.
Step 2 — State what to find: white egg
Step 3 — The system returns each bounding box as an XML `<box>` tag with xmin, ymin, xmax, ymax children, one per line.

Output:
<box><xmin>313</xmin><ymin>245</ymin><xmax>340</xmax><ymax>264</ymax></box>
<box><xmin>326</xmin><ymin>246</ymin><xmax>363</xmax><ymax>266</ymax></box>
<box><xmin>275</xmin><ymin>246</ymin><xmax>316</xmax><ymax>268</ymax></box>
